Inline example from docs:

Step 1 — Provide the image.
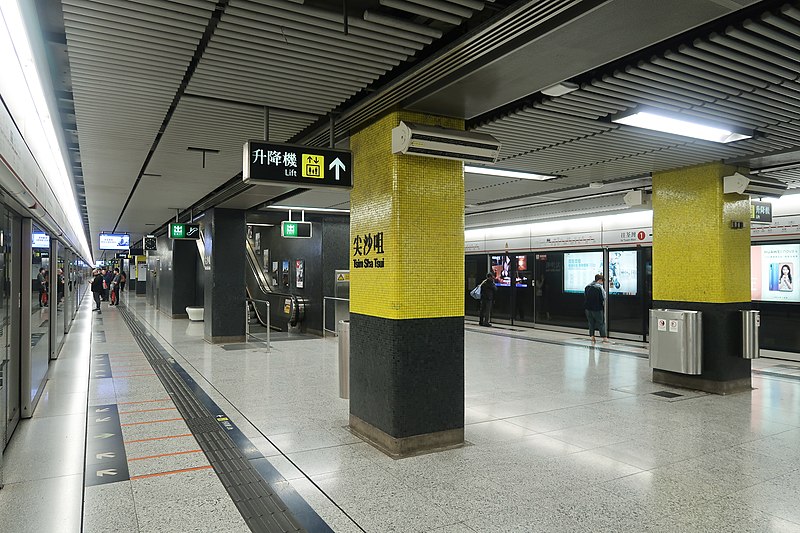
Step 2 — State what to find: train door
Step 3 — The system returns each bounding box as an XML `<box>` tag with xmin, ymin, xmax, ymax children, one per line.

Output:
<box><xmin>4</xmin><ymin>210</ymin><xmax>21</xmax><ymax>442</ymax></box>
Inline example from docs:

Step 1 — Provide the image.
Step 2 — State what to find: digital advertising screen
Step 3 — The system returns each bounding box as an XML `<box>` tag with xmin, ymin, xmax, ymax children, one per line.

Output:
<box><xmin>751</xmin><ymin>244</ymin><xmax>800</xmax><ymax>303</ymax></box>
<box><xmin>491</xmin><ymin>255</ymin><xmax>511</xmax><ymax>287</ymax></box>
<box><xmin>32</xmin><ymin>232</ymin><xmax>49</xmax><ymax>249</ymax></box>
<box><xmin>608</xmin><ymin>250</ymin><xmax>638</xmax><ymax>296</ymax></box>
<box><xmin>563</xmin><ymin>252</ymin><xmax>604</xmax><ymax>294</ymax></box>
<box><xmin>515</xmin><ymin>255</ymin><xmax>529</xmax><ymax>287</ymax></box>
<box><xmin>99</xmin><ymin>233</ymin><xmax>130</xmax><ymax>251</ymax></box>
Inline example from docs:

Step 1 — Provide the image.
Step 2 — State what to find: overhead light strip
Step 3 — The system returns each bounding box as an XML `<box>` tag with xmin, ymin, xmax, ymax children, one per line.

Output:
<box><xmin>611</xmin><ymin>109</ymin><xmax>752</xmax><ymax>144</ymax></box>
<box><xmin>464</xmin><ymin>165</ymin><xmax>557</xmax><ymax>181</ymax></box>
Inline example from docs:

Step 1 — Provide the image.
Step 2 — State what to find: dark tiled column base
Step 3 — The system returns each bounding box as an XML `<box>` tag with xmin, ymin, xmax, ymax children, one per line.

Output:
<box><xmin>349</xmin><ymin>313</ymin><xmax>464</xmax><ymax>455</ymax></box>
<box><xmin>205</xmin><ymin>335</ymin><xmax>246</xmax><ymax>344</ymax></box>
<box><xmin>653</xmin><ymin>369</ymin><xmax>752</xmax><ymax>395</ymax></box>
<box><xmin>350</xmin><ymin>414</ymin><xmax>464</xmax><ymax>458</ymax></box>
<box><xmin>652</xmin><ymin>300</ymin><xmax>752</xmax><ymax>393</ymax></box>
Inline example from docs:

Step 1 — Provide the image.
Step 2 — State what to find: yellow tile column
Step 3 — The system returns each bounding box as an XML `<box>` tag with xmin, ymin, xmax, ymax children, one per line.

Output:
<box><xmin>348</xmin><ymin>110</ymin><xmax>465</xmax><ymax>456</ymax></box>
<box><xmin>652</xmin><ymin>162</ymin><xmax>752</xmax><ymax>393</ymax></box>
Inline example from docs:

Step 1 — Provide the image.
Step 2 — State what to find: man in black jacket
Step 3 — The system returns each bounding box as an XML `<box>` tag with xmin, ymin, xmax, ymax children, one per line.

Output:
<box><xmin>584</xmin><ymin>274</ymin><xmax>608</xmax><ymax>343</ymax></box>
<box><xmin>479</xmin><ymin>272</ymin><xmax>497</xmax><ymax>327</ymax></box>
<box><xmin>90</xmin><ymin>269</ymin><xmax>105</xmax><ymax>313</ymax></box>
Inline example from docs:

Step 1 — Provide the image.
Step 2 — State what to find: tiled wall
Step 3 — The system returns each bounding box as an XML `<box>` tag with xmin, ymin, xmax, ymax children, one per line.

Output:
<box><xmin>652</xmin><ymin>162</ymin><xmax>751</xmax><ymax>303</ymax></box>
<box><xmin>350</xmin><ymin>110</ymin><xmax>465</xmax><ymax>319</ymax></box>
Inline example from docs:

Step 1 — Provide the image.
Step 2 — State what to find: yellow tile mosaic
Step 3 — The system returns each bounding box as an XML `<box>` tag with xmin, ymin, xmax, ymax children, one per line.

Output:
<box><xmin>350</xmin><ymin>110</ymin><xmax>465</xmax><ymax>320</ymax></box>
<box><xmin>652</xmin><ymin>162</ymin><xmax>751</xmax><ymax>303</ymax></box>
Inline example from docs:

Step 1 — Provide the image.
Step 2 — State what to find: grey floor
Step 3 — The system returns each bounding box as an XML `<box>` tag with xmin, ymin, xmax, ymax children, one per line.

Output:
<box><xmin>3</xmin><ymin>293</ymin><xmax>800</xmax><ymax>532</ymax></box>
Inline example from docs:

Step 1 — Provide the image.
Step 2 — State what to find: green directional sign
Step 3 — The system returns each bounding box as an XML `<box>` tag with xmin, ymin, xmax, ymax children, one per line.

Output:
<box><xmin>169</xmin><ymin>223</ymin><xmax>200</xmax><ymax>240</ymax></box>
<box><xmin>281</xmin><ymin>221</ymin><xmax>312</xmax><ymax>238</ymax></box>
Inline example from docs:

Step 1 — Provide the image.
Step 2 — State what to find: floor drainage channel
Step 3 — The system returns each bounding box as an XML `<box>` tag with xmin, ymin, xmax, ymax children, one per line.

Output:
<box><xmin>118</xmin><ymin>307</ymin><xmax>331</xmax><ymax>533</ymax></box>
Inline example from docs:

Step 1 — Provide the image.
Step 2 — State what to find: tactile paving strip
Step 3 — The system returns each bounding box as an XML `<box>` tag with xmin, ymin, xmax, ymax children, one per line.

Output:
<box><xmin>118</xmin><ymin>308</ymin><xmax>306</xmax><ymax>533</ymax></box>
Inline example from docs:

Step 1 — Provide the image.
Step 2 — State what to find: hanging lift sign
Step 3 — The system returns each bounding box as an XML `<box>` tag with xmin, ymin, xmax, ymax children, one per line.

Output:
<box><xmin>243</xmin><ymin>140</ymin><xmax>353</xmax><ymax>189</ymax></box>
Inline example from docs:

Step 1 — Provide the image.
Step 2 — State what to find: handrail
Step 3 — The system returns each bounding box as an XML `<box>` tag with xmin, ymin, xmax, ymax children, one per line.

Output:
<box><xmin>245</xmin><ymin>298</ymin><xmax>271</xmax><ymax>351</ymax></box>
<box><xmin>323</xmin><ymin>296</ymin><xmax>350</xmax><ymax>335</ymax></box>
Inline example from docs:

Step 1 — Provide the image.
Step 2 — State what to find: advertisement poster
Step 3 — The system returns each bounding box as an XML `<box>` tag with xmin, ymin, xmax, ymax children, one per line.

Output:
<box><xmin>563</xmin><ymin>252</ymin><xmax>604</xmax><ymax>293</ymax></box>
<box><xmin>490</xmin><ymin>255</ymin><xmax>511</xmax><ymax>286</ymax></box>
<box><xmin>515</xmin><ymin>255</ymin><xmax>529</xmax><ymax>288</ymax></box>
<box><xmin>608</xmin><ymin>251</ymin><xmax>638</xmax><ymax>296</ymax></box>
<box><xmin>295</xmin><ymin>259</ymin><xmax>305</xmax><ymax>289</ymax></box>
<box><xmin>751</xmin><ymin>244</ymin><xmax>800</xmax><ymax>302</ymax></box>
<box><xmin>254</xmin><ymin>233</ymin><xmax>261</xmax><ymax>254</ymax></box>
<box><xmin>262</xmin><ymin>250</ymin><xmax>270</xmax><ymax>275</ymax></box>
<box><xmin>282</xmin><ymin>260</ymin><xmax>290</xmax><ymax>288</ymax></box>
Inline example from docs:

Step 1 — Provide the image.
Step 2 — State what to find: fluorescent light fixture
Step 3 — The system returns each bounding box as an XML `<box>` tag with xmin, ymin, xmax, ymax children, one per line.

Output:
<box><xmin>265</xmin><ymin>206</ymin><xmax>350</xmax><ymax>213</ymax></box>
<box><xmin>465</xmin><ymin>165</ymin><xmax>557</xmax><ymax>181</ymax></box>
<box><xmin>611</xmin><ymin>109</ymin><xmax>752</xmax><ymax>143</ymax></box>
<box><xmin>541</xmin><ymin>81</ymin><xmax>579</xmax><ymax>97</ymax></box>
<box><xmin>246</xmin><ymin>223</ymin><xmax>275</xmax><ymax>227</ymax></box>
<box><xmin>0</xmin><ymin>1</ymin><xmax>92</xmax><ymax>261</ymax></box>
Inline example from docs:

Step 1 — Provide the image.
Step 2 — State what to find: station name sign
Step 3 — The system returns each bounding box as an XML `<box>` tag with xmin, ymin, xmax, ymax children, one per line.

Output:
<box><xmin>243</xmin><ymin>140</ymin><xmax>352</xmax><ymax>189</ymax></box>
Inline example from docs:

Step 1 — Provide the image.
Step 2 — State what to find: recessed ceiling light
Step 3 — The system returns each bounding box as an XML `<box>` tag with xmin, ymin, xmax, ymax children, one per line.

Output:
<box><xmin>541</xmin><ymin>81</ymin><xmax>579</xmax><ymax>97</ymax></box>
<box><xmin>611</xmin><ymin>108</ymin><xmax>752</xmax><ymax>143</ymax></box>
<box><xmin>465</xmin><ymin>165</ymin><xmax>557</xmax><ymax>181</ymax></box>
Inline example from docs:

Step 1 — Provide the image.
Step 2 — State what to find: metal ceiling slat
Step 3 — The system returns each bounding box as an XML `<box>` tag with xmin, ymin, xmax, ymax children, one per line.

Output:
<box><xmin>225</xmin><ymin>5</ymin><xmax>422</xmax><ymax>55</ymax></box>
<box><xmin>650</xmin><ymin>56</ymin><xmax>754</xmax><ymax>92</ymax></box>
<box><xmin>63</xmin><ymin>12</ymin><xmax>203</xmax><ymax>42</ymax></box>
<box><xmin>677</xmin><ymin>45</ymin><xmax>783</xmax><ymax>85</ymax></box>
<box><xmin>187</xmin><ymin>78</ymin><xmax>351</xmax><ymax>105</ymax></box>
<box><xmin>193</xmin><ymin>60</ymin><xmax>368</xmax><ymax>89</ymax></box>
<box><xmin>65</xmin><ymin>35</ymin><xmax>195</xmax><ymax>62</ymax></box>
<box><xmin>697</xmin><ymin>36</ymin><xmax>800</xmax><ymax>78</ymax></box>
<box><xmin>212</xmin><ymin>31</ymin><xmax>399</xmax><ymax>70</ymax></box>
<box><xmin>63</xmin><ymin>0</ymin><xmax>211</xmax><ymax>28</ymax></box>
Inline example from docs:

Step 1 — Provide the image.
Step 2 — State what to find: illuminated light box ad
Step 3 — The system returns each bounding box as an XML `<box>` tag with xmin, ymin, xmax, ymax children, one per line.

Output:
<box><xmin>751</xmin><ymin>244</ymin><xmax>800</xmax><ymax>303</ymax></box>
<box><xmin>608</xmin><ymin>250</ymin><xmax>638</xmax><ymax>296</ymax></box>
<box><xmin>99</xmin><ymin>233</ymin><xmax>130</xmax><ymax>251</ymax></box>
<box><xmin>563</xmin><ymin>252</ymin><xmax>604</xmax><ymax>293</ymax></box>
<box><xmin>491</xmin><ymin>255</ymin><xmax>512</xmax><ymax>287</ymax></box>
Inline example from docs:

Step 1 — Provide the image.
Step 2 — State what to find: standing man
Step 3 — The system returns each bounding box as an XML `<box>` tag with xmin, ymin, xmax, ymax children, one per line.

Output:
<box><xmin>584</xmin><ymin>274</ymin><xmax>608</xmax><ymax>343</ymax></box>
<box><xmin>37</xmin><ymin>267</ymin><xmax>47</xmax><ymax>307</ymax></box>
<box><xmin>103</xmin><ymin>267</ymin><xmax>114</xmax><ymax>302</ymax></box>
<box><xmin>479</xmin><ymin>272</ymin><xmax>497</xmax><ymax>327</ymax></box>
<box><xmin>90</xmin><ymin>269</ymin><xmax>104</xmax><ymax>313</ymax></box>
<box><xmin>110</xmin><ymin>268</ymin><xmax>121</xmax><ymax>306</ymax></box>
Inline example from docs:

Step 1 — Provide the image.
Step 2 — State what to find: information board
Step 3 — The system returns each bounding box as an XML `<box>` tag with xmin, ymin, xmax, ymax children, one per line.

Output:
<box><xmin>563</xmin><ymin>252</ymin><xmax>604</xmax><ymax>294</ymax></box>
<box><xmin>99</xmin><ymin>233</ymin><xmax>130</xmax><ymax>250</ymax></box>
<box><xmin>608</xmin><ymin>250</ymin><xmax>638</xmax><ymax>296</ymax></box>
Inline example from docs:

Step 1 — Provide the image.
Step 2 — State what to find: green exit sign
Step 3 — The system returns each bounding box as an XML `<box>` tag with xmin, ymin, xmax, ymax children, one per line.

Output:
<box><xmin>281</xmin><ymin>221</ymin><xmax>312</xmax><ymax>238</ymax></box>
<box><xmin>169</xmin><ymin>223</ymin><xmax>200</xmax><ymax>239</ymax></box>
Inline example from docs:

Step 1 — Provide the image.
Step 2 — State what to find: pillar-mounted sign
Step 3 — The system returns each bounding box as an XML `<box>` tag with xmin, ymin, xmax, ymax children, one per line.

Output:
<box><xmin>243</xmin><ymin>141</ymin><xmax>353</xmax><ymax>189</ymax></box>
<box><xmin>751</xmin><ymin>201</ymin><xmax>772</xmax><ymax>223</ymax></box>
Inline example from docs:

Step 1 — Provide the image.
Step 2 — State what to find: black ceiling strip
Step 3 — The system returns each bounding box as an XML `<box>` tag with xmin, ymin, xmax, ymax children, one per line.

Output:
<box><xmin>466</xmin><ymin>0</ymin><xmax>793</xmax><ymax>130</ymax></box>
<box><xmin>112</xmin><ymin>0</ymin><xmax>231</xmax><ymax>232</ymax></box>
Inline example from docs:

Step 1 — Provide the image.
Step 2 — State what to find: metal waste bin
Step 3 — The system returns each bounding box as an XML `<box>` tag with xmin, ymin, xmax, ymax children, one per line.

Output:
<box><xmin>649</xmin><ymin>309</ymin><xmax>703</xmax><ymax>375</ymax></box>
<box><xmin>742</xmin><ymin>310</ymin><xmax>760</xmax><ymax>359</ymax></box>
<box><xmin>337</xmin><ymin>320</ymin><xmax>350</xmax><ymax>399</ymax></box>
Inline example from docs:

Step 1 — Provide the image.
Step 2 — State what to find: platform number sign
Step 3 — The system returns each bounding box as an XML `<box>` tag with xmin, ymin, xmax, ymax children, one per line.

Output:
<box><xmin>144</xmin><ymin>235</ymin><xmax>157</xmax><ymax>251</ymax></box>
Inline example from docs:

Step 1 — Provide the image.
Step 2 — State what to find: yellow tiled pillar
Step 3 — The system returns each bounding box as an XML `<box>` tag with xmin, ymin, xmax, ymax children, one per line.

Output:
<box><xmin>652</xmin><ymin>162</ymin><xmax>752</xmax><ymax>393</ymax></box>
<box><xmin>348</xmin><ymin>110</ymin><xmax>465</xmax><ymax>456</ymax></box>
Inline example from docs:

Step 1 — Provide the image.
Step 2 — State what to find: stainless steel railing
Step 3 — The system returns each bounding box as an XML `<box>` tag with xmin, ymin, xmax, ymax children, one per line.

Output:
<box><xmin>245</xmin><ymin>298</ymin><xmax>271</xmax><ymax>351</ymax></box>
<box><xmin>323</xmin><ymin>296</ymin><xmax>349</xmax><ymax>335</ymax></box>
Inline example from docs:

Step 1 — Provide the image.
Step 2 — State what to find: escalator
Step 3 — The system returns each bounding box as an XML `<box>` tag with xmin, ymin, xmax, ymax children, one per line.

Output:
<box><xmin>245</xmin><ymin>239</ymin><xmax>307</xmax><ymax>332</ymax></box>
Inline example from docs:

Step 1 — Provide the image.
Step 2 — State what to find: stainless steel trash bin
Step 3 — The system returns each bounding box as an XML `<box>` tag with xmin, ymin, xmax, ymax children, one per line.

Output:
<box><xmin>742</xmin><ymin>310</ymin><xmax>760</xmax><ymax>359</ymax></box>
<box><xmin>649</xmin><ymin>309</ymin><xmax>703</xmax><ymax>375</ymax></box>
<box><xmin>337</xmin><ymin>320</ymin><xmax>350</xmax><ymax>399</ymax></box>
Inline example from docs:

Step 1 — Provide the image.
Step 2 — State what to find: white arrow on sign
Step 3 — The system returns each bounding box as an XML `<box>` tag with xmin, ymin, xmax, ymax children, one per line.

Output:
<box><xmin>94</xmin><ymin>433</ymin><xmax>115</xmax><ymax>439</ymax></box>
<box><xmin>95</xmin><ymin>408</ymin><xmax>110</xmax><ymax>413</ymax></box>
<box><xmin>96</xmin><ymin>417</ymin><xmax>111</xmax><ymax>423</ymax></box>
<box><xmin>329</xmin><ymin>157</ymin><xmax>346</xmax><ymax>180</ymax></box>
<box><xmin>96</xmin><ymin>469</ymin><xmax>118</xmax><ymax>477</ymax></box>
<box><xmin>96</xmin><ymin>452</ymin><xmax>116</xmax><ymax>459</ymax></box>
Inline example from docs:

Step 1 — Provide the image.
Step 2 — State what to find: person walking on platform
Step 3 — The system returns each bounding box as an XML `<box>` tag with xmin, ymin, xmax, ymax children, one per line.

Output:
<box><xmin>109</xmin><ymin>268</ymin><xmax>121</xmax><ymax>306</ymax></box>
<box><xmin>479</xmin><ymin>272</ymin><xmax>497</xmax><ymax>327</ymax></box>
<box><xmin>584</xmin><ymin>274</ymin><xmax>608</xmax><ymax>343</ymax></box>
<box><xmin>90</xmin><ymin>269</ymin><xmax>104</xmax><ymax>313</ymax></box>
